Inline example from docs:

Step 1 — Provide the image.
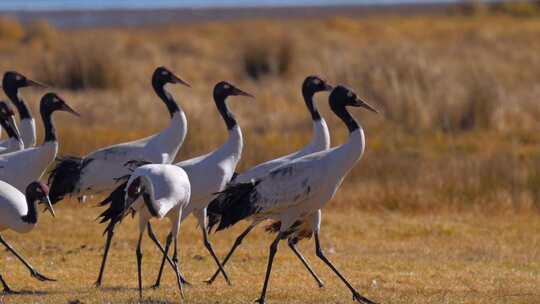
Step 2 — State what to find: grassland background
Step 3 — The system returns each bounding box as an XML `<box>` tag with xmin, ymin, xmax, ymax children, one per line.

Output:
<box><xmin>0</xmin><ymin>2</ymin><xmax>539</xmax><ymax>303</ymax></box>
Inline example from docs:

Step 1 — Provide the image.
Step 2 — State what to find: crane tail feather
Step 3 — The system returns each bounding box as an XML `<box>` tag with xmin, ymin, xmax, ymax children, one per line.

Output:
<box><xmin>97</xmin><ymin>181</ymin><xmax>128</xmax><ymax>235</ymax></box>
<box><xmin>207</xmin><ymin>181</ymin><xmax>260</xmax><ymax>233</ymax></box>
<box><xmin>47</xmin><ymin>156</ymin><xmax>92</xmax><ymax>204</ymax></box>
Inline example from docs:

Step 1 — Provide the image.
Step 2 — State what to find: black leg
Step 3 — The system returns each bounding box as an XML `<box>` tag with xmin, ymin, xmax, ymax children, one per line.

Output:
<box><xmin>152</xmin><ymin>232</ymin><xmax>172</xmax><ymax>288</ymax></box>
<box><xmin>0</xmin><ymin>274</ymin><xmax>17</xmax><ymax>294</ymax></box>
<box><xmin>172</xmin><ymin>237</ymin><xmax>185</xmax><ymax>299</ymax></box>
<box><xmin>205</xmin><ymin>223</ymin><xmax>257</xmax><ymax>284</ymax></box>
<box><xmin>136</xmin><ymin>232</ymin><xmax>144</xmax><ymax>299</ymax></box>
<box><xmin>95</xmin><ymin>226</ymin><xmax>115</xmax><ymax>287</ymax></box>
<box><xmin>0</xmin><ymin>235</ymin><xmax>55</xmax><ymax>282</ymax></box>
<box><xmin>147</xmin><ymin>223</ymin><xmax>166</xmax><ymax>254</ymax></box>
<box><xmin>148</xmin><ymin>227</ymin><xmax>190</xmax><ymax>287</ymax></box>
<box><xmin>255</xmin><ymin>232</ymin><xmax>284</xmax><ymax>304</ymax></box>
<box><xmin>314</xmin><ymin>232</ymin><xmax>377</xmax><ymax>304</ymax></box>
<box><xmin>288</xmin><ymin>238</ymin><xmax>325</xmax><ymax>288</ymax></box>
<box><xmin>201</xmin><ymin>219</ymin><xmax>231</xmax><ymax>285</ymax></box>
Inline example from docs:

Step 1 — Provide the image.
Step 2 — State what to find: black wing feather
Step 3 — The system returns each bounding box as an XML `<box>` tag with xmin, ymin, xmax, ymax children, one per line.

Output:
<box><xmin>208</xmin><ymin>180</ymin><xmax>261</xmax><ymax>233</ymax></box>
<box><xmin>97</xmin><ymin>181</ymin><xmax>128</xmax><ymax>235</ymax></box>
<box><xmin>47</xmin><ymin>156</ymin><xmax>93</xmax><ymax>204</ymax></box>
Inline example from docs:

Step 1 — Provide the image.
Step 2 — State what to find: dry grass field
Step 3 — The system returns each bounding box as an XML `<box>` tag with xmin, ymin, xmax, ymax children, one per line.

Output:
<box><xmin>1</xmin><ymin>206</ymin><xmax>539</xmax><ymax>304</ymax></box>
<box><xmin>0</xmin><ymin>3</ymin><xmax>539</xmax><ymax>303</ymax></box>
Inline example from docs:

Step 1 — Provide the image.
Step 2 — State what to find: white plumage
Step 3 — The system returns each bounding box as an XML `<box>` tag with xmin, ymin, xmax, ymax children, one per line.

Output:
<box><xmin>97</xmin><ymin>81</ymin><xmax>253</xmax><ymax>288</ymax></box>
<box><xmin>0</xmin><ymin>180</ymin><xmax>56</xmax><ymax>293</ymax></box>
<box><xmin>2</xmin><ymin>71</ymin><xmax>46</xmax><ymax>149</ymax></box>
<box><xmin>121</xmin><ymin>164</ymin><xmax>191</xmax><ymax>299</ymax></box>
<box><xmin>205</xmin><ymin>75</ymin><xmax>332</xmax><ymax>285</ymax></box>
<box><xmin>48</xmin><ymin>66</ymin><xmax>190</xmax><ymax>204</ymax></box>
<box><xmin>19</xmin><ymin>118</ymin><xmax>36</xmax><ymax>149</ymax></box>
<box><xmin>0</xmin><ymin>93</ymin><xmax>78</xmax><ymax>192</ymax></box>
<box><xmin>0</xmin><ymin>101</ymin><xmax>23</xmax><ymax>155</ymax></box>
<box><xmin>211</xmin><ymin>85</ymin><xmax>378</xmax><ymax>304</ymax></box>
<box><xmin>150</xmin><ymin>81</ymin><xmax>252</xmax><ymax>286</ymax></box>
<box><xmin>233</xmin><ymin>76</ymin><xmax>331</xmax><ymax>184</ymax></box>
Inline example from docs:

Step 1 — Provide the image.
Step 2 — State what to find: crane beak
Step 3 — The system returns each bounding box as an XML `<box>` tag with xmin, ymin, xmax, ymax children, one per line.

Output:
<box><xmin>61</xmin><ymin>104</ymin><xmax>81</xmax><ymax>117</ymax></box>
<box><xmin>26</xmin><ymin>79</ymin><xmax>48</xmax><ymax>89</ymax></box>
<box><xmin>42</xmin><ymin>195</ymin><xmax>56</xmax><ymax>218</ymax></box>
<box><xmin>170</xmin><ymin>73</ymin><xmax>191</xmax><ymax>88</ymax></box>
<box><xmin>233</xmin><ymin>87</ymin><xmax>255</xmax><ymax>98</ymax></box>
<box><xmin>324</xmin><ymin>83</ymin><xmax>333</xmax><ymax>91</ymax></box>
<box><xmin>354</xmin><ymin>97</ymin><xmax>378</xmax><ymax>114</ymax></box>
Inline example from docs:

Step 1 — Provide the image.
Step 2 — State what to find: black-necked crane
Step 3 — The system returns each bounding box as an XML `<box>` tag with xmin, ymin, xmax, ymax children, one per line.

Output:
<box><xmin>0</xmin><ymin>93</ymin><xmax>79</xmax><ymax>192</ymax></box>
<box><xmin>0</xmin><ymin>180</ymin><xmax>56</xmax><ymax>294</ymax></box>
<box><xmin>98</xmin><ymin>81</ymin><xmax>253</xmax><ymax>287</ymax></box>
<box><xmin>47</xmin><ymin>67</ymin><xmax>190</xmax><ymax>288</ymax></box>
<box><xmin>208</xmin><ymin>85</ymin><xmax>378</xmax><ymax>304</ymax></box>
<box><xmin>206</xmin><ymin>75</ymin><xmax>332</xmax><ymax>286</ymax></box>
<box><xmin>113</xmin><ymin>164</ymin><xmax>191</xmax><ymax>299</ymax></box>
<box><xmin>47</xmin><ymin>66</ymin><xmax>190</xmax><ymax>216</ymax></box>
<box><xmin>151</xmin><ymin>81</ymin><xmax>252</xmax><ymax>287</ymax></box>
<box><xmin>2</xmin><ymin>71</ymin><xmax>47</xmax><ymax>148</ymax></box>
<box><xmin>0</xmin><ymin>101</ymin><xmax>23</xmax><ymax>155</ymax></box>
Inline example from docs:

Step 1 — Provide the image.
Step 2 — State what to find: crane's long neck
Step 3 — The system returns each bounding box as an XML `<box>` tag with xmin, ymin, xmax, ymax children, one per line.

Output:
<box><xmin>214</xmin><ymin>93</ymin><xmax>237</xmax><ymax>130</ymax></box>
<box><xmin>302</xmin><ymin>88</ymin><xmax>321</xmax><ymax>121</ymax></box>
<box><xmin>310</xmin><ymin>118</ymin><xmax>331</xmax><ymax>150</ymax></box>
<box><xmin>141</xmin><ymin>176</ymin><xmax>159</xmax><ymax>217</ymax></box>
<box><xmin>0</xmin><ymin>116</ymin><xmax>18</xmax><ymax>139</ymax></box>
<box><xmin>332</xmin><ymin>104</ymin><xmax>359</xmax><ymax>133</ymax></box>
<box><xmin>4</xmin><ymin>86</ymin><xmax>31</xmax><ymax>120</ymax></box>
<box><xmin>21</xmin><ymin>199</ymin><xmax>38</xmax><ymax>224</ymax></box>
<box><xmin>331</xmin><ymin>104</ymin><xmax>365</xmax><ymax>172</ymax></box>
<box><xmin>40</xmin><ymin>108</ymin><xmax>57</xmax><ymax>143</ymax></box>
<box><xmin>153</xmin><ymin>81</ymin><xmax>180</xmax><ymax>118</ymax></box>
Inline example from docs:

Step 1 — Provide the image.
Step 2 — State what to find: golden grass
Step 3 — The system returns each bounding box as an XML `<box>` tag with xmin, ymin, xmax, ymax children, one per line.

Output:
<box><xmin>0</xmin><ymin>14</ymin><xmax>537</xmax><ymax>212</ymax></box>
<box><xmin>0</xmin><ymin>11</ymin><xmax>539</xmax><ymax>302</ymax></box>
<box><xmin>0</xmin><ymin>205</ymin><xmax>538</xmax><ymax>303</ymax></box>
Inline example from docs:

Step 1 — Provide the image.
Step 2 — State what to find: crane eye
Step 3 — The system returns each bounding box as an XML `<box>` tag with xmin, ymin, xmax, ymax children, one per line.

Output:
<box><xmin>312</xmin><ymin>79</ymin><xmax>321</xmax><ymax>85</ymax></box>
<box><xmin>223</xmin><ymin>84</ymin><xmax>230</xmax><ymax>89</ymax></box>
<box><xmin>161</xmin><ymin>70</ymin><xmax>168</xmax><ymax>76</ymax></box>
<box><xmin>347</xmin><ymin>91</ymin><xmax>353</xmax><ymax>98</ymax></box>
<box><xmin>15</xmin><ymin>75</ymin><xmax>22</xmax><ymax>81</ymax></box>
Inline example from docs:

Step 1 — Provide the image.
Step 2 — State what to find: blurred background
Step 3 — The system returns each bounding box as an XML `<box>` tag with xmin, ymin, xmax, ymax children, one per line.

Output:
<box><xmin>0</xmin><ymin>0</ymin><xmax>539</xmax><ymax>212</ymax></box>
<box><xmin>1</xmin><ymin>1</ymin><xmax>540</xmax><ymax>303</ymax></box>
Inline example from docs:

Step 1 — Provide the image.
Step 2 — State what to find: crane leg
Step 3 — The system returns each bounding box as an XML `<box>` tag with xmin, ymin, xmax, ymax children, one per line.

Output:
<box><xmin>205</xmin><ymin>222</ymin><xmax>257</xmax><ymax>284</ymax></box>
<box><xmin>152</xmin><ymin>232</ymin><xmax>172</xmax><ymax>288</ymax></box>
<box><xmin>314</xmin><ymin>231</ymin><xmax>377</xmax><ymax>304</ymax></box>
<box><xmin>95</xmin><ymin>226</ymin><xmax>115</xmax><ymax>287</ymax></box>
<box><xmin>255</xmin><ymin>232</ymin><xmax>285</xmax><ymax>304</ymax></box>
<box><xmin>172</xmin><ymin>237</ymin><xmax>185</xmax><ymax>299</ymax></box>
<box><xmin>0</xmin><ymin>274</ymin><xmax>17</xmax><ymax>294</ymax></box>
<box><xmin>0</xmin><ymin>235</ymin><xmax>55</xmax><ymax>282</ymax></box>
<box><xmin>196</xmin><ymin>209</ymin><xmax>230</xmax><ymax>285</ymax></box>
<box><xmin>288</xmin><ymin>238</ymin><xmax>325</xmax><ymax>288</ymax></box>
<box><xmin>136</xmin><ymin>230</ymin><xmax>144</xmax><ymax>299</ymax></box>
<box><xmin>147</xmin><ymin>225</ymin><xmax>190</xmax><ymax>287</ymax></box>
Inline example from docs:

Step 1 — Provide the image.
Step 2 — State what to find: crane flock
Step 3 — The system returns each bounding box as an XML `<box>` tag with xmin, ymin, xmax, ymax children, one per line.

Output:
<box><xmin>0</xmin><ymin>68</ymin><xmax>378</xmax><ymax>304</ymax></box>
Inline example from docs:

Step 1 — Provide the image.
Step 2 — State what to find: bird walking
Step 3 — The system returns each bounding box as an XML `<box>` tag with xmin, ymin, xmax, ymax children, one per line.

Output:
<box><xmin>0</xmin><ymin>101</ymin><xmax>23</xmax><ymax>154</ymax></box>
<box><xmin>151</xmin><ymin>81</ymin><xmax>253</xmax><ymax>287</ymax></box>
<box><xmin>46</xmin><ymin>66</ymin><xmax>190</xmax><ymax>287</ymax></box>
<box><xmin>208</xmin><ymin>85</ymin><xmax>378</xmax><ymax>304</ymax></box>
<box><xmin>113</xmin><ymin>164</ymin><xmax>191</xmax><ymax>299</ymax></box>
<box><xmin>206</xmin><ymin>75</ymin><xmax>332</xmax><ymax>286</ymax></box>
<box><xmin>48</xmin><ymin>66</ymin><xmax>190</xmax><ymax>213</ymax></box>
<box><xmin>0</xmin><ymin>180</ymin><xmax>56</xmax><ymax>294</ymax></box>
<box><xmin>2</xmin><ymin>71</ymin><xmax>47</xmax><ymax>148</ymax></box>
<box><xmin>0</xmin><ymin>93</ymin><xmax>79</xmax><ymax>192</ymax></box>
